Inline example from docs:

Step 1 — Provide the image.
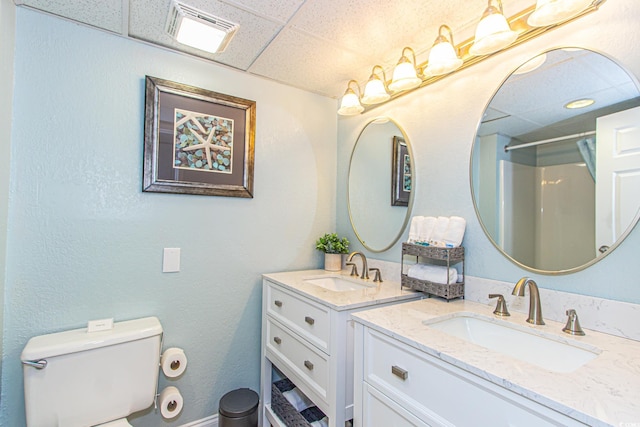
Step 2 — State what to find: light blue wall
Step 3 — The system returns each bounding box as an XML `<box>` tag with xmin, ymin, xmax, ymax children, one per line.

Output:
<box><xmin>1</xmin><ymin>8</ymin><xmax>336</xmax><ymax>426</ymax></box>
<box><xmin>337</xmin><ymin>0</ymin><xmax>640</xmax><ymax>305</ymax></box>
<box><xmin>0</xmin><ymin>0</ymin><xmax>16</xmax><ymax>386</ymax></box>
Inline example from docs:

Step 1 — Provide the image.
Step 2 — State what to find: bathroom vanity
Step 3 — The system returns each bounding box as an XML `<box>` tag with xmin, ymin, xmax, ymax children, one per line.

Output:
<box><xmin>259</xmin><ymin>269</ymin><xmax>421</xmax><ymax>427</ymax></box>
<box><xmin>352</xmin><ymin>298</ymin><xmax>640</xmax><ymax>427</ymax></box>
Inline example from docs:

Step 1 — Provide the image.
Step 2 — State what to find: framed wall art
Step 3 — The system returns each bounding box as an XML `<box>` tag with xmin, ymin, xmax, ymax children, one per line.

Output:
<box><xmin>391</xmin><ymin>135</ymin><xmax>411</xmax><ymax>206</ymax></box>
<box><xmin>143</xmin><ymin>76</ymin><xmax>256</xmax><ymax>197</ymax></box>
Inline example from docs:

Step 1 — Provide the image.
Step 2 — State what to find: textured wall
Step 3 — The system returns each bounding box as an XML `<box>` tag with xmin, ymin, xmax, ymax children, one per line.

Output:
<box><xmin>1</xmin><ymin>8</ymin><xmax>336</xmax><ymax>426</ymax></box>
<box><xmin>0</xmin><ymin>0</ymin><xmax>16</xmax><ymax>384</ymax></box>
<box><xmin>337</xmin><ymin>0</ymin><xmax>640</xmax><ymax>304</ymax></box>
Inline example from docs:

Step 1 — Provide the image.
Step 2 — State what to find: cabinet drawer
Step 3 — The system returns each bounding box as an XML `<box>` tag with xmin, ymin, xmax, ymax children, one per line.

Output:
<box><xmin>266</xmin><ymin>281</ymin><xmax>330</xmax><ymax>353</ymax></box>
<box><xmin>364</xmin><ymin>329</ymin><xmax>586</xmax><ymax>427</ymax></box>
<box><xmin>266</xmin><ymin>318</ymin><xmax>329</xmax><ymax>405</ymax></box>
<box><xmin>362</xmin><ymin>383</ymin><xmax>430</xmax><ymax>427</ymax></box>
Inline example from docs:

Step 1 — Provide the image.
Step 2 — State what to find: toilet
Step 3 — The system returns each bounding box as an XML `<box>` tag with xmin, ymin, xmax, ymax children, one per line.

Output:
<box><xmin>21</xmin><ymin>316</ymin><xmax>163</xmax><ymax>427</ymax></box>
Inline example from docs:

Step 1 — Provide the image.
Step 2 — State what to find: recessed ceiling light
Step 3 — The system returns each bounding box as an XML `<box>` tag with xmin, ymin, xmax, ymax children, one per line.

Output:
<box><xmin>166</xmin><ymin>1</ymin><xmax>239</xmax><ymax>54</ymax></box>
<box><xmin>564</xmin><ymin>98</ymin><xmax>595</xmax><ymax>109</ymax></box>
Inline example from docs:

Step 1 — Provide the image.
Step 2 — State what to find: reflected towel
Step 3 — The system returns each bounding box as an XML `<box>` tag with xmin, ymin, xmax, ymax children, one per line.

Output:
<box><xmin>283</xmin><ymin>387</ymin><xmax>314</xmax><ymax>412</ymax></box>
<box><xmin>576</xmin><ymin>137</ymin><xmax>596</xmax><ymax>181</ymax></box>
<box><xmin>310</xmin><ymin>417</ymin><xmax>329</xmax><ymax>427</ymax></box>
<box><xmin>407</xmin><ymin>264</ymin><xmax>457</xmax><ymax>284</ymax></box>
<box><xmin>443</xmin><ymin>216</ymin><xmax>466</xmax><ymax>247</ymax></box>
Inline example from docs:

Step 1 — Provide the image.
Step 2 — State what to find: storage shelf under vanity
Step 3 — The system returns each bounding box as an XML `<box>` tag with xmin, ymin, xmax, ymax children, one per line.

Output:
<box><xmin>401</xmin><ymin>243</ymin><xmax>465</xmax><ymax>300</ymax></box>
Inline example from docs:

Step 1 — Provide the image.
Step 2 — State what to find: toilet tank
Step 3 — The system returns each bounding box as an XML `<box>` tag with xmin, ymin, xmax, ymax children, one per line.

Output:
<box><xmin>22</xmin><ymin>317</ymin><xmax>163</xmax><ymax>427</ymax></box>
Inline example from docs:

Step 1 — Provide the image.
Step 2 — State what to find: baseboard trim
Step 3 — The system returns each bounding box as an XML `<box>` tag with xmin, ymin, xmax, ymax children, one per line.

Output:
<box><xmin>179</xmin><ymin>414</ymin><xmax>218</xmax><ymax>427</ymax></box>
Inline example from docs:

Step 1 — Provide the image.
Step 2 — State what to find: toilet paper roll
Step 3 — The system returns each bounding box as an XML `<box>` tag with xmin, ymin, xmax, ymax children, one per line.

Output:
<box><xmin>159</xmin><ymin>386</ymin><xmax>184</xmax><ymax>419</ymax></box>
<box><xmin>161</xmin><ymin>347</ymin><xmax>187</xmax><ymax>378</ymax></box>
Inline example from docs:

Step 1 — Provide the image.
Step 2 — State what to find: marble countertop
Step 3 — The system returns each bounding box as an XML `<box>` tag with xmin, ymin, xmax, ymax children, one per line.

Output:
<box><xmin>351</xmin><ymin>298</ymin><xmax>640</xmax><ymax>427</ymax></box>
<box><xmin>262</xmin><ymin>269</ymin><xmax>421</xmax><ymax>311</ymax></box>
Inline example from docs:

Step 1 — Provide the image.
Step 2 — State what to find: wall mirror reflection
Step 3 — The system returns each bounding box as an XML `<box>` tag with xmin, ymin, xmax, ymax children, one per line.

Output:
<box><xmin>348</xmin><ymin>118</ymin><xmax>414</xmax><ymax>252</ymax></box>
<box><xmin>472</xmin><ymin>48</ymin><xmax>640</xmax><ymax>274</ymax></box>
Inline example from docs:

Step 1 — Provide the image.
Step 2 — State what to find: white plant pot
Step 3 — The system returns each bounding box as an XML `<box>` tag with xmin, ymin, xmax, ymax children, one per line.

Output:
<box><xmin>324</xmin><ymin>253</ymin><xmax>343</xmax><ymax>271</ymax></box>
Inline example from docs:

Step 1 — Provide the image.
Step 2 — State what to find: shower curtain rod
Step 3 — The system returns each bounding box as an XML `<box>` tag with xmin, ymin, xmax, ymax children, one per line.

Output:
<box><xmin>504</xmin><ymin>130</ymin><xmax>596</xmax><ymax>152</ymax></box>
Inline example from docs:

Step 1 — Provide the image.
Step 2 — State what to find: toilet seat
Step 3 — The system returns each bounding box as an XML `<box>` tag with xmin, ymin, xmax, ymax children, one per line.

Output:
<box><xmin>95</xmin><ymin>419</ymin><xmax>132</xmax><ymax>427</ymax></box>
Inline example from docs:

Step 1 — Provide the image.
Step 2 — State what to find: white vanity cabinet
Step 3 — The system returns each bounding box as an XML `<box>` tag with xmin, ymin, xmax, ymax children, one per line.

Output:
<box><xmin>260</xmin><ymin>271</ymin><xmax>421</xmax><ymax>427</ymax></box>
<box><xmin>353</xmin><ymin>324</ymin><xmax>587</xmax><ymax>427</ymax></box>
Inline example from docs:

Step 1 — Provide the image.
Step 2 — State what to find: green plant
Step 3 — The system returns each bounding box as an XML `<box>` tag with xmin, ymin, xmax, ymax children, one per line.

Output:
<box><xmin>315</xmin><ymin>233</ymin><xmax>350</xmax><ymax>254</ymax></box>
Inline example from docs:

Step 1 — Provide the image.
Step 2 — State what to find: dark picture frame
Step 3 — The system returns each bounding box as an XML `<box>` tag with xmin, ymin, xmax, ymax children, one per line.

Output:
<box><xmin>143</xmin><ymin>76</ymin><xmax>256</xmax><ymax>197</ymax></box>
<box><xmin>391</xmin><ymin>136</ymin><xmax>411</xmax><ymax>206</ymax></box>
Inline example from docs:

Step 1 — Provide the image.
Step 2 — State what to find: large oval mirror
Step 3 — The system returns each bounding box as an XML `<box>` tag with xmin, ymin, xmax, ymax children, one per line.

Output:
<box><xmin>348</xmin><ymin>117</ymin><xmax>414</xmax><ymax>252</ymax></box>
<box><xmin>472</xmin><ymin>48</ymin><xmax>640</xmax><ymax>274</ymax></box>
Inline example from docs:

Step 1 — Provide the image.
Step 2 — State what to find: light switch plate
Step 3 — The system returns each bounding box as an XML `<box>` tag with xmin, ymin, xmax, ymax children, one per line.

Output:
<box><xmin>163</xmin><ymin>248</ymin><xmax>181</xmax><ymax>273</ymax></box>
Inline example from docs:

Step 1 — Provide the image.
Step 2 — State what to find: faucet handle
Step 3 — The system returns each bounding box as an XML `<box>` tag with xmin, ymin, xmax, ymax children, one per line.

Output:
<box><xmin>369</xmin><ymin>268</ymin><xmax>383</xmax><ymax>283</ymax></box>
<box><xmin>488</xmin><ymin>294</ymin><xmax>510</xmax><ymax>317</ymax></box>
<box><xmin>346</xmin><ymin>262</ymin><xmax>359</xmax><ymax>277</ymax></box>
<box><xmin>562</xmin><ymin>309</ymin><xmax>585</xmax><ymax>336</ymax></box>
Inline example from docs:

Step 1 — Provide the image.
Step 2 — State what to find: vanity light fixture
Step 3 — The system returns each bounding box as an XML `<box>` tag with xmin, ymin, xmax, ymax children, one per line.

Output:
<box><xmin>528</xmin><ymin>0</ymin><xmax>594</xmax><ymax>26</ymax></box>
<box><xmin>361</xmin><ymin>66</ymin><xmax>391</xmax><ymax>105</ymax></box>
<box><xmin>469</xmin><ymin>0</ymin><xmax>518</xmax><ymax>56</ymax></box>
<box><xmin>337</xmin><ymin>0</ymin><xmax>606</xmax><ymax>116</ymax></box>
<box><xmin>424</xmin><ymin>25</ymin><xmax>463</xmax><ymax>77</ymax></box>
<box><xmin>513</xmin><ymin>53</ymin><xmax>547</xmax><ymax>74</ymax></box>
<box><xmin>338</xmin><ymin>80</ymin><xmax>365</xmax><ymax>115</ymax></box>
<box><xmin>166</xmin><ymin>1</ymin><xmax>239</xmax><ymax>54</ymax></box>
<box><xmin>389</xmin><ymin>47</ymin><xmax>423</xmax><ymax>92</ymax></box>
<box><xmin>564</xmin><ymin>98</ymin><xmax>595</xmax><ymax>109</ymax></box>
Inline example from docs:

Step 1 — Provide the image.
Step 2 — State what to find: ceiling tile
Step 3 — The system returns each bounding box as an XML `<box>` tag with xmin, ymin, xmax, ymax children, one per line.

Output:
<box><xmin>18</xmin><ymin>0</ymin><xmax>122</xmax><ymax>33</ymax></box>
<box><xmin>248</xmin><ymin>27</ymin><xmax>371</xmax><ymax>98</ymax></box>
<box><xmin>222</xmin><ymin>0</ymin><xmax>305</xmax><ymax>23</ymax></box>
<box><xmin>128</xmin><ymin>0</ymin><xmax>284</xmax><ymax>70</ymax></box>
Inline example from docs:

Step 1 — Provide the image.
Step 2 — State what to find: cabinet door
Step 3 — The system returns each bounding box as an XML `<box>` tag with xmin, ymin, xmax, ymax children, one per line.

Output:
<box><xmin>362</xmin><ymin>383</ymin><xmax>431</xmax><ymax>427</ymax></box>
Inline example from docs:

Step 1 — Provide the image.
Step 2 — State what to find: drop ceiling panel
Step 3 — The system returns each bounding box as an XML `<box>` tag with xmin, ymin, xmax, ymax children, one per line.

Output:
<box><xmin>128</xmin><ymin>0</ymin><xmax>284</xmax><ymax>70</ymax></box>
<box><xmin>223</xmin><ymin>0</ymin><xmax>305</xmax><ymax>23</ymax></box>
<box><xmin>248</xmin><ymin>27</ymin><xmax>371</xmax><ymax>97</ymax></box>
<box><xmin>288</xmin><ymin>0</ymin><xmax>479</xmax><ymax>65</ymax></box>
<box><xmin>17</xmin><ymin>0</ymin><xmax>122</xmax><ymax>33</ymax></box>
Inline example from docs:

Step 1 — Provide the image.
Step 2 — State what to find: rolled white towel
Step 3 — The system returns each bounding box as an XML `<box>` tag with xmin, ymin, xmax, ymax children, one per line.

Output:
<box><xmin>443</xmin><ymin>216</ymin><xmax>466</xmax><ymax>247</ymax></box>
<box><xmin>408</xmin><ymin>216</ymin><xmax>423</xmax><ymax>243</ymax></box>
<box><xmin>429</xmin><ymin>216</ymin><xmax>449</xmax><ymax>246</ymax></box>
<box><xmin>418</xmin><ymin>216</ymin><xmax>436</xmax><ymax>243</ymax></box>
<box><xmin>283</xmin><ymin>387</ymin><xmax>314</xmax><ymax>412</ymax></box>
<box><xmin>407</xmin><ymin>264</ymin><xmax>458</xmax><ymax>284</ymax></box>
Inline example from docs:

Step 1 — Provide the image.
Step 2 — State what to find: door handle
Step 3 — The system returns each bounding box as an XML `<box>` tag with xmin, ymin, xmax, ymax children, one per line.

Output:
<box><xmin>391</xmin><ymin>365</ymin><xmax>408</xmax><ymax>380</ymax></box>
<box><xmin>304</xmin><ymin>360</ymin><xmax>314</xmax><ymax>371</ymax></box>
<box><xmin>274</xmin><ymin>300</ymin><xmax>283</xmax><ymax>307</ymax></box>
<box><xmin>305</xmin><ymin>316</ymin><xmax>315</xmax><ymax>325</ymax></box>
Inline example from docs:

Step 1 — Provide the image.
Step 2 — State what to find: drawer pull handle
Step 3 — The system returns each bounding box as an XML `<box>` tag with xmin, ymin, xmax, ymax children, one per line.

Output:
<box><xmin>391</xmin><ymin>365</ymin><xmax>408</xmax><ymax>380</ymax></box>
<box><xmin>304</xmin><ymin>360</ymin><xmax>314</xmax><ymax>371</ymax></box>
<box><xmin>274</xmin><ymin>300</ymin><xmax>283</xmax><ymax>307</ymax></box>
<box><xmin>305</xmin><ymin>316</ymin><xmax>315</xmax><ymax>325</ymax></box>
<box><xmin>273</xmin><ymin>336</ymin><xmax>282</xmax><ymax>345</ymax></box>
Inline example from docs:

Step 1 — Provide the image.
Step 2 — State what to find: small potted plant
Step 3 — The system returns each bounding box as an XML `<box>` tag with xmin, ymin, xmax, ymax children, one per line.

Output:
<box><xmin>315</xmin><ymin>233</ymin><xmax>350</xmax><ymax>271</ymax></box>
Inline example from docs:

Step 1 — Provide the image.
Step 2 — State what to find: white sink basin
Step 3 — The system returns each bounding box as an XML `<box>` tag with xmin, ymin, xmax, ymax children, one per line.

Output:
<box><xmin>424</xmin><ymin>313</ymin><xmax>600</xmax><ymax>373</ymax></box>
<box><xmin>303</xmin><ymin>275</ymin><xmax>375</xmax><ymax>292</ymax></box>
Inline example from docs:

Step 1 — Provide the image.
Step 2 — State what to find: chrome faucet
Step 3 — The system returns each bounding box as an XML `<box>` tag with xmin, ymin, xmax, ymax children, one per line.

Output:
<box><xmin>511</xmin><ymin>277</ymin><xmax>545</xmax><ymax>325</ymax></box>
<box><xmin>347</xmin><ymin>251</ymin><xmax>369</xmax><ymax>280</ymax></box>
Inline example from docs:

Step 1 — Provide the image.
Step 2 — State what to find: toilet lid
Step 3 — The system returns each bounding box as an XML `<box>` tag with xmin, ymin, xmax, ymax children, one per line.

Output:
<box><xmin>94</xmin><ymin>419</ymin><xmax>132</xmax><ymax>427</ymax></box>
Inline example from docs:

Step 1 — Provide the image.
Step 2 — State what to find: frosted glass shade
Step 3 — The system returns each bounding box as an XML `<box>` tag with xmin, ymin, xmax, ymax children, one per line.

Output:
<box><xmin>338</xmin><ymin>89</ymin><xmax>364</xmax><ymax>115</ymax></box>
<box><xmin>425</xmin><ymin>41</ymin><xmax>462</xmax><ymax>76</ymax></box>
<box><xmin>389</xmin><ymin>61</ymin><xmax>422</xmax><ymax>92</ymax></box>
<box><xmin>528</xmin><ymin>0</ymin><xmax>593</xmax><ymax>26</ymax></box>
<box><xmin>469</xmin><ymin>12</ymin><xmax>518</xmax><ymax>56</ymax></box>
<box><xmin>362</xmin><ymin>77</ymin><xmax>390</xmax><ymax>104</ymax></box>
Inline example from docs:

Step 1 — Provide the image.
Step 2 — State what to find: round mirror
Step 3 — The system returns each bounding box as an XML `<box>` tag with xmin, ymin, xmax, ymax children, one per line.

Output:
<box><xmin>472</xmin><ymin>48</ymin><xmax>640</xmax><ymax>274</ymax></box>
<box><xmin>348</xmin><ymin>117</ymin><xmax>414</xmax><ymax>252</ymax></box>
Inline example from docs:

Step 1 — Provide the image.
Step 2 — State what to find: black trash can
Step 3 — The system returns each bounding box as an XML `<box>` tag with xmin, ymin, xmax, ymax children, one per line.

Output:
<box><xmin>219</xmin><ymin>388</ymin><xmax>259</xmax><ymax>427</ymax></box>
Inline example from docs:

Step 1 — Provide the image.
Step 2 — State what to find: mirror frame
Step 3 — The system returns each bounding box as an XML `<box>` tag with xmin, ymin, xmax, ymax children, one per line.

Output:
<box><xmin>470</xmin><ymin>47</ymin><xmax>640</xmax><ymax>275</ymax></box>
<box><xmin>348</xmin><ymin>117</ymin><xmax>415</xmax><ymax>253</ymax></box>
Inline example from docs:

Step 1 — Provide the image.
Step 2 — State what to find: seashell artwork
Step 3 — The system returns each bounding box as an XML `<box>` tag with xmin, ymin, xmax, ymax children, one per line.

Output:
<box><xmin>173</xmin><ymin>108</ymin><xmax>233</xmax><ymax>174</ymax></box>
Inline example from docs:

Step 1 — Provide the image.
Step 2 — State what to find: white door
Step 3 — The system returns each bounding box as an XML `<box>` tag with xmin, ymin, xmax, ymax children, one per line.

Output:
<box><xmin>595</xmin><ymin>106</ymin><xmax>640</xmax><ymax>253</ymax></box>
